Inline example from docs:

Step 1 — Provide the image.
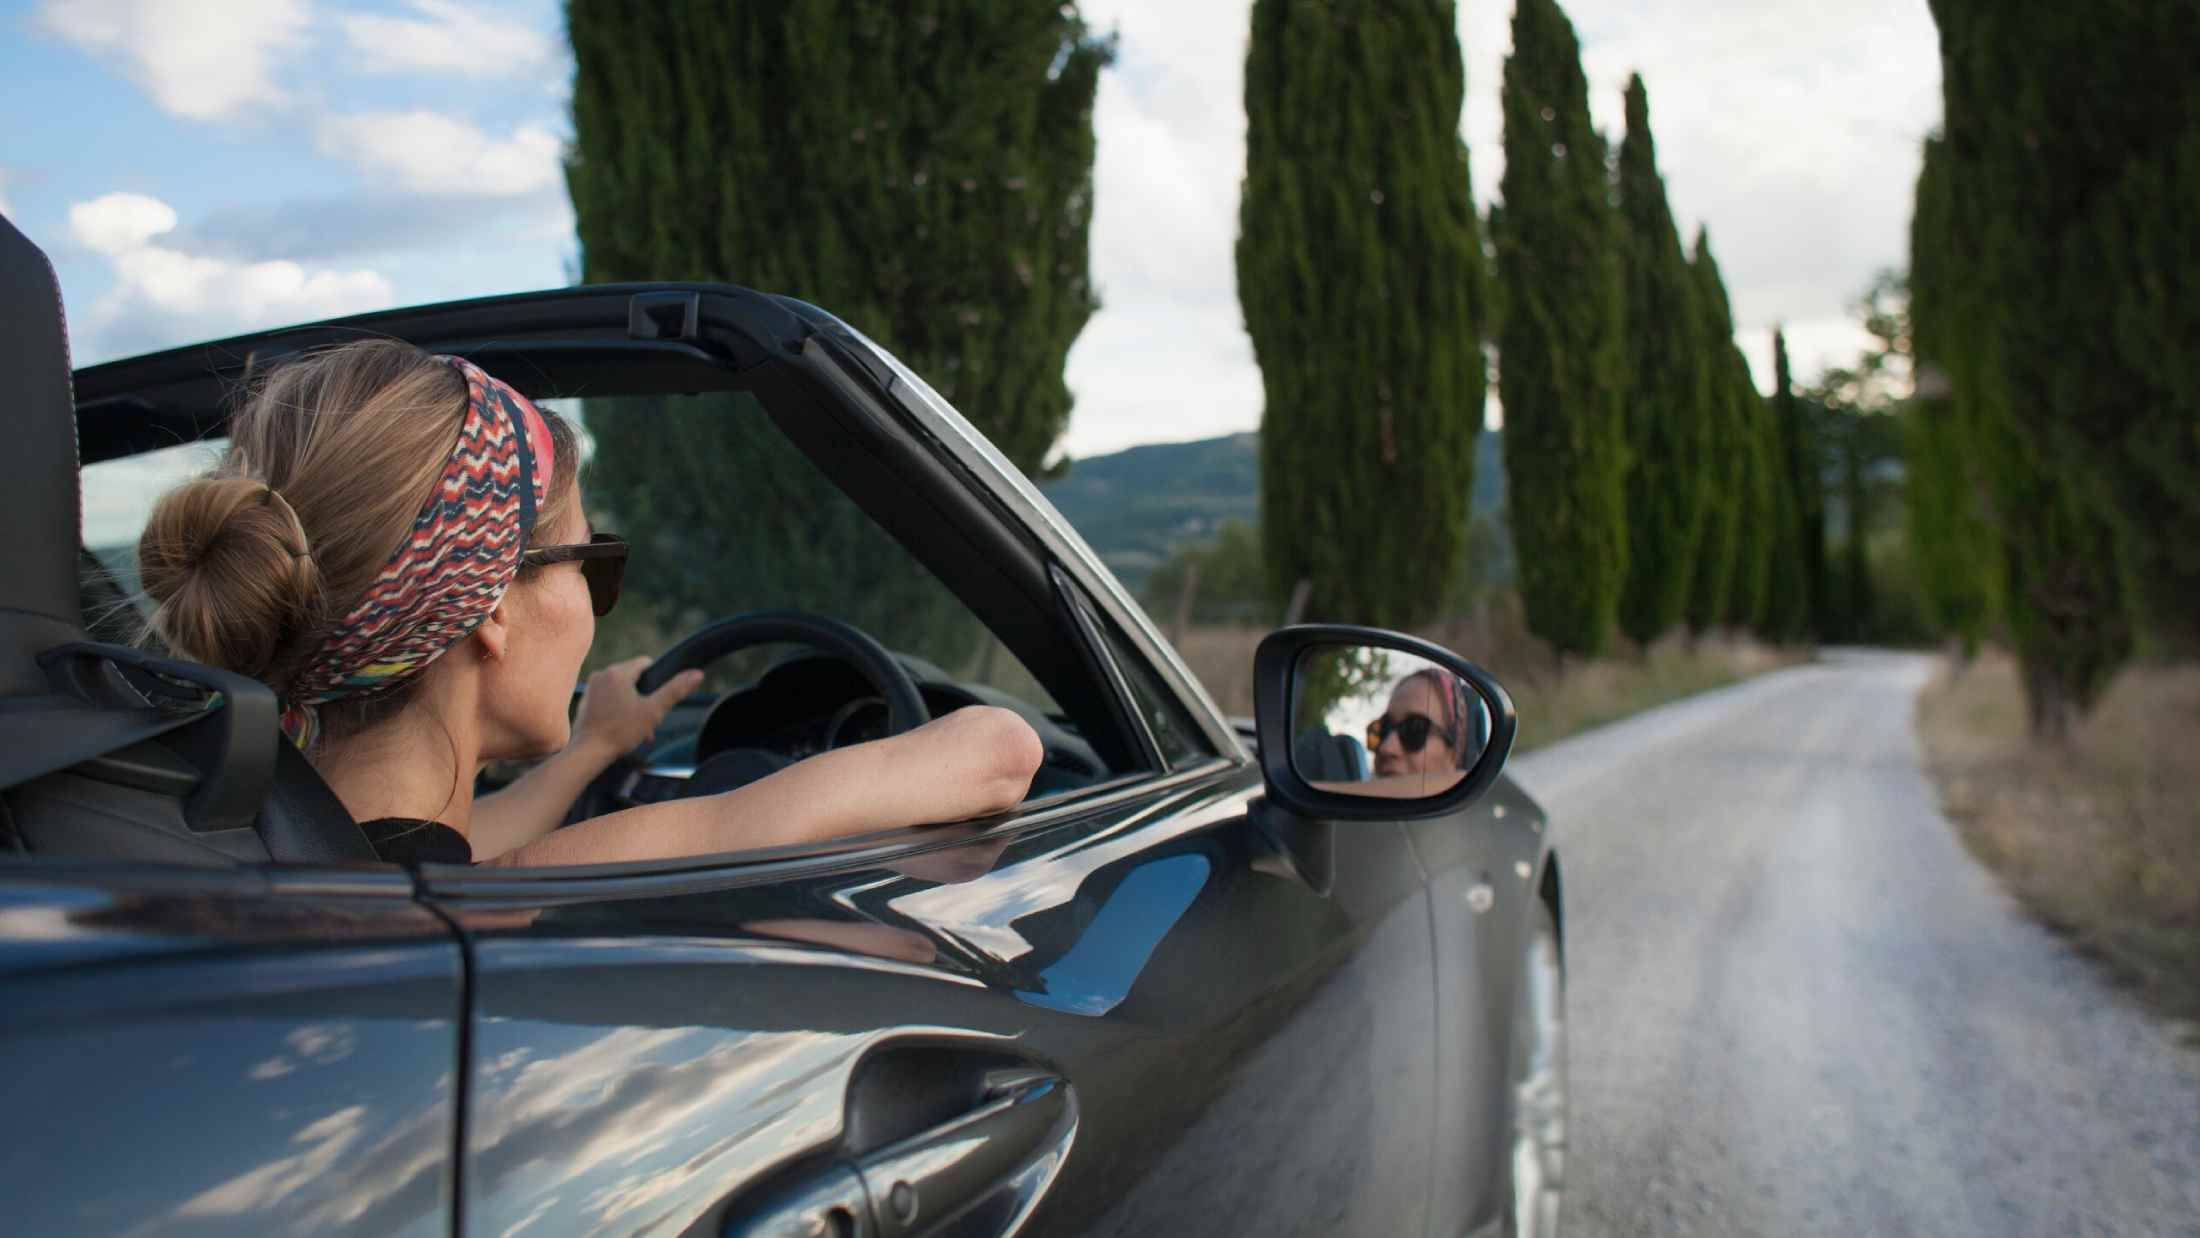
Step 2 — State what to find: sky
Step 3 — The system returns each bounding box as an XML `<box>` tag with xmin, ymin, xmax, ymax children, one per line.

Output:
<box><xmin>4</xmin><ymin>0</ymin><xmax>1942</xmax><ymax>462</ymax></box>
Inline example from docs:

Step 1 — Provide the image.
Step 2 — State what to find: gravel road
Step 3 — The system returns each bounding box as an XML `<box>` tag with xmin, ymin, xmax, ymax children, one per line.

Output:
<box><xmin>1508</xmin><ymin>649</ymin><xmax>2200</xmax><ymax>1238</ymax></box>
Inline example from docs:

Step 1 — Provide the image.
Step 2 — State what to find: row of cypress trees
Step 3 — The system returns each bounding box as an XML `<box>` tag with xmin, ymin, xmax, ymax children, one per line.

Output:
<box><xmin>1247</xmin><ymin>0</ymin><xmax>1825</xmax><ymax>654</ymax></box>
<box><xmin>564</xmin><ymin>0</ymin><xmax>1835</xmax><ymax>663</ymax></box>
<box><xmin>1500</xmin><ymin>0</ymin><xmax>1827</xmax><ymax>655</ymax></box>
<box><xmin>1908</xmin><ymin>1</ymin><xmax>2199</xmax><ymax>738</ymax></box>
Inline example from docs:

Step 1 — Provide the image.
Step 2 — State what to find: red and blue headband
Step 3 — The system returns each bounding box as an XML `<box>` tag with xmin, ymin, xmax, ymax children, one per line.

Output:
<box><xmin>279</xmin><ymin>356</ymin><xmax>556</xmax><ymax>749</ymax></box>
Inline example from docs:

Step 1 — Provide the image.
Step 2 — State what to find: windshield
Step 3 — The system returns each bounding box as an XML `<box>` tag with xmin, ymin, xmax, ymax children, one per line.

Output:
<box><xmin>565</xmin><ymin>390</ymin><xmax>1057</xmax><ymax>710</ymax></box>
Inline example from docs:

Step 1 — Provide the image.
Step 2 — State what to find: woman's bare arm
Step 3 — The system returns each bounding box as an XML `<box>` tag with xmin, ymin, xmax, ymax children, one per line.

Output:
<box><xmin>480</xmin><ymin>706</ymin><xmax>1044</xmax><ymax>867</ymax></box>
<box><xmin>466</xmin><ymin>737</ymin><xmax>623</xmax><ymax>860</ymax></box>
<box><xmin>469</xmin><ymin>658</ymin><xmax>703</xmax><ymax>860</ymax></box>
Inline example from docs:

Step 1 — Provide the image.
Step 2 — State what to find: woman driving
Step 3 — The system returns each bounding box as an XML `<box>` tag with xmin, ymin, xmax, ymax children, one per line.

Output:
<box><xmin>137</xmin><ymin>341</ymin><xmax>1042</xmax><ymax>866</ymax></box>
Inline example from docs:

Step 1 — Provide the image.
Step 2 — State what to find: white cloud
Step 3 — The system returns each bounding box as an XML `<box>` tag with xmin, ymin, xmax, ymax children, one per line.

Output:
<box><xmin>66</xmin><ymin>191</ymin><xmax>394</xmax><ymax>362</ymax></box>
<box><xmin>338</xmin><ymin>0</ymin><xmax>556</xmax><ymax>77</ymax></box>
<box><xmin>40</xmin><ymin>0</ymin><xmax>309</xmax><ymax>122</ymax></box>
<box><xmin>1063</xmin><ymin>0</ymin><xmax>1258</xmax><ymax>457</ymax></box>
<box><xmin>316</xmin><ymin>110</ymin><xmax>563</xmax><ymax>197</ymax></box>
<box><xmin>70</xmin><ymin>191</ymin><xmax>177</xmax><ymax>254</ymax></box>
<box><xmin>0</xmin><ymin>168</ymin><xmax>14</xmax><ymax>218</ymax></box>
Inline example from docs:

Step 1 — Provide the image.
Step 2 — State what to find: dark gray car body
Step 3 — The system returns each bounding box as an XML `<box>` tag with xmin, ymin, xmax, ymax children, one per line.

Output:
<box><xmin>0</xmin><ymin>273</ymin><xmax>1560</xmax><ymax>1237</ymax></box>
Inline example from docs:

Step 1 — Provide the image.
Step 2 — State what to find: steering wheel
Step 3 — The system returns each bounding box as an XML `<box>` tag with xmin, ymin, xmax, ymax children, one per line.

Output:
<box><xmin>637</xmin><ymin>610</ymin><xmax>931</xmax><ymax>797</ymax></box>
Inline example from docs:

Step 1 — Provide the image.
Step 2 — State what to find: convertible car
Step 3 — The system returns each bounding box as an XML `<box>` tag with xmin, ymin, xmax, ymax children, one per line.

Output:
<box><xmin>0</xmin><ymin>212</ymin><xmax>1566</xmax><ymax>1238</ymax></box>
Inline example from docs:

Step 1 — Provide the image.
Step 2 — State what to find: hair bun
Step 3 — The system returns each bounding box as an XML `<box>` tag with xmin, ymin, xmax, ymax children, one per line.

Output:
<box><xmin>138</xmin><ymin>476</ymin><xmax>322</xmax><ymax>681</ymax></box>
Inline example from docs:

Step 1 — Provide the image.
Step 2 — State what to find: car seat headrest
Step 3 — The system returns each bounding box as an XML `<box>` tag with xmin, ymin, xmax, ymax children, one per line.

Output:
<box><xmin>0</xmin><ymin>212</ymin><xmax>86</xmax><ymax>692</ymax></box>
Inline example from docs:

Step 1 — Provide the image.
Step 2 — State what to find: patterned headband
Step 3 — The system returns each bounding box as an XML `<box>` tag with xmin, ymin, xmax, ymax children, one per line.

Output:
<box><xmin>278</xmin><ymin>356</ymin><xmax>556</xmax><ymax>749</ymax></box>
<box><xmin>1405</xmin><ymin>666</ymin><xmax>1479</xmax><ymax>770</ymax></box>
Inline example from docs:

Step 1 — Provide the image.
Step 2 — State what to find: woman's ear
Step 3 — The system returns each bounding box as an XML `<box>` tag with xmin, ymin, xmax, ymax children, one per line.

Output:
<box><xmin>475</xmin><ymin>599</ymin><xmax>512</xmax><ymax>664</ymax></box>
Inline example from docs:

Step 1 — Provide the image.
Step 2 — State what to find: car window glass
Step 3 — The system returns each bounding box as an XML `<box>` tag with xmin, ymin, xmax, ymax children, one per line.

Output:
<box><xmin>82</xmin><ymin>438</ymin><xmax>227</xmax><ymax>599</ymax></box>
<box><xmin>566</xmin><ymin>392</ymin><xmax>1055</xmax><ymax>704</ymax></box>
<box><xmin>1091</xmin><ymin>611</ymin><xmax>1215</xmax><ymax>768</ymax></box>
<box><xmin>542</xmin><ymin>391</ymin><xmax>1127</xmax><ymax>801</ymax></box>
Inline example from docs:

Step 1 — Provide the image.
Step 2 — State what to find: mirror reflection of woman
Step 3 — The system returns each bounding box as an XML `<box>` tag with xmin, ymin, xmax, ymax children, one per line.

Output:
<box><xmin>1370</xmin><ymin>669</ymin><xmax>1465</xmax><ymax>777</ymax></box>
<box><xmin>1348</xmin><ymin>667</ymin><xmax>1475</xmax><ymax>797</ymax></box>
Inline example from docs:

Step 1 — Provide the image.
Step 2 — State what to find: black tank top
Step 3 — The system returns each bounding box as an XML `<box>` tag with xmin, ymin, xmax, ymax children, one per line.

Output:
<box><xmin>358</xmin><ymin>817</ymin><xmax>474</xmax><ymax>865</ymax></box>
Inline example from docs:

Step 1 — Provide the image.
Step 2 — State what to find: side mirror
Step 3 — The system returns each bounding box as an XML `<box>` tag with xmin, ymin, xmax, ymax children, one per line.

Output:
<box><xmin>1253</xmin><ymin>625</ymin><xmax>1517</xmax><ymax>821</ymax></box>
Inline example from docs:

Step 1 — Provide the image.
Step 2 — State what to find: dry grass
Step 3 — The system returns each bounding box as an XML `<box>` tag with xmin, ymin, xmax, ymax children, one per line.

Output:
<box><xmin>1482</xmin><ymin>632</ymin><xmax>1799</xmax><ymax>752</ymax></box>
<box><xmin>1173</xmin><ymin>591</ymin><xmax>1803</xmax><ymax>753</ymax></box>
<box><xmin>1917</xmin><ymin>651</ymin><xmax>2200</xmax><ymax>1027</ymax></box>
<box><xmin>1170</xmin><ymin>624</ymin><xmax>1269</xmax><ymax>719</ymax></box>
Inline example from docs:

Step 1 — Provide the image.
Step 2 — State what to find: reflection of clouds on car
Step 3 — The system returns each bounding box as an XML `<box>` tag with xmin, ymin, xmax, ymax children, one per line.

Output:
<box><xmin>468</xmin><ymin>1024</ymin><xmax>858</xmax><ymax>1234</ymax></box>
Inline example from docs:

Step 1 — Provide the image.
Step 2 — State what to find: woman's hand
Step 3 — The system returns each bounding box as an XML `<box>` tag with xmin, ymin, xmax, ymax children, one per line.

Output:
<box><xmin>571</xmin><ymin>657</ymin><xmax>705</xmax><ymax>761</ymax></box>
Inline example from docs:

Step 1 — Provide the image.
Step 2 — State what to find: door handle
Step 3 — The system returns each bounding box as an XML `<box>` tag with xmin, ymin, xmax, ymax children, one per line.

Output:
<box><xmin>725</xmin><ymin>1071</ymin><xmax>1076</xmax><ymax>1238</ymax></box>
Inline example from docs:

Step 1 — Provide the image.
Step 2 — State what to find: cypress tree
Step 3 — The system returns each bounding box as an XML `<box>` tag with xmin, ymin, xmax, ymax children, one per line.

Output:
<box><xmin>1725</xmin><ymin>374</ymin><xmax>1776</xmax><ymax>633</ymax></box>
<box><xmin>565</xmin><ymin>2</ymin><xmax>1109</xmax><ymax>655</ymax></box>
<box><xmin>1836</xmin><ymin>404</ymin><xmax>1874</xmax><ymax>636</ymax></box>
<box><xmin>1683</xmin><ymin>228</ymin><xmax>1741</xmax><ymax>633</ymax></box>
<box><xmin>1927</xmin><ymin>1</ymin><xmax>2198</xmax><ymax>660</ymax></box>
<box><xmin>1761</xmin><ymin>329</ymin><xmax>1814</xmax><ymax>639</ymax></box>
<box><xmin>1496</xmin><ymin>0</ymin><xmax>1628</xmax><ymax>657</ymax></box>
<box><xmin>1902</xmin><ymin>400</ymin><xmax>1996</xmax><ymax>653</ymax></box>
<box><xmin>1239</xmin><ymin>0</ymin><xmax>1493</xmax><ymax>627</ymax></box>
<box><xmin>1613</xmin><ymin>75</ymin><xmax>1710</xmax><ymax>648</ymax></box>
<box><xmin>1903</xmin><ymin>135</ymin><xmax>1997</xmax><ymax>653</ymax></box>
<box><xmin>1797</xmin><ymin>395</ymin><xmax>1836</xmax><ymax>638</ymax></box>
<box><xmin>569</xmin><ymin>1</ymin><xmax>1106</xmax><ymax>474</ymax></box>
<box><xmin>1921</xmin><ymin>1</ymin><xmax>2165</xmax><ymax>734</ymax></box>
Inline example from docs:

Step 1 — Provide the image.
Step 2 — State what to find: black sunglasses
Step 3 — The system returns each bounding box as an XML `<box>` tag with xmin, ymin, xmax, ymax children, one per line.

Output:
<box><xmin>521</xmin><ymin>532</ymin><xmax>627</xmax><ymax>616</ymax></box>
<box><xmin>1366</xmin><ymin>711</ymin><xmax>1456</xmax><ymax>755</ymax></box>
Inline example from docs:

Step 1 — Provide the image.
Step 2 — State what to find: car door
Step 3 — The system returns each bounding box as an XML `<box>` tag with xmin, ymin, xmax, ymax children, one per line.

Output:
<box><xmin>0</xmin><ymin>864</ymin><xmax>466</xmax><ymax>1237</ymax></box>
<box><xmin>43</xmin><ymin>277</ymin><xmax>1445</xmax><ymax>1236</ymax></box>
<box><xmin>429</xmin><ymin>753</ymin><xmax>1436</xmax><ymax>1238</ymax></box>
<box><xmin>390</xmin><ymin>290</ymin><xmax>1434</xmax><ymax>1236</ymax></box>
<box><xmin>1400</xmin><ymin>776</ymin><xmax>1556</xmax><ymax>1237</ymax></box>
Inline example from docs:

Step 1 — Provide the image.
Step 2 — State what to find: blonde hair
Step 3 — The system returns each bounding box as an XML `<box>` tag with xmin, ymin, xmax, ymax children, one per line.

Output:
<box><xmin>138</xmin><ymin>340</ymin><xmax>578</xmax><ymax>742</ymax></box>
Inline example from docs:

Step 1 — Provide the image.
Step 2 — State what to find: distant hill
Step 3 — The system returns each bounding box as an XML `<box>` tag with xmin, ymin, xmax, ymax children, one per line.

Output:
<box><xmin>1041</xmin><ymin>429</ymin><xmax>1505</xmax><ymax>589</ymax></box>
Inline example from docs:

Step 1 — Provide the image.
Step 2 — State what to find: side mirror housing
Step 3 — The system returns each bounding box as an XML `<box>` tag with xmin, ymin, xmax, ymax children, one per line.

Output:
<box><xmin>1253</xmin><ymin>625</ymin><xmax>1517</xmax><ymax>821</ymax></box>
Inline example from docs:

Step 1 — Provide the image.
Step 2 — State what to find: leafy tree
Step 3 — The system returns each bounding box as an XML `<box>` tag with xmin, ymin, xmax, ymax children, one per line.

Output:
<box><xmin>1238</xmin><ymin>0</ymin><xmax>1493</xmax><ymax>626</ymax></box>
<box><xmin>1807</xmin><ymin>274</ymin><xmax>1917</xmax><ymax>643</ymax></box>
<box><xmin>1683</xmin><ymin>228</ymin><xmax>1743</xmax><ymax>633</ymax></box>
<box><xmin>1613</xmin><ymin>75</ymin><xmax>1710</xmax><ymax>648</ymax></box>
<box><xmin>1494</xmin><ymin>0</ymin><xmax>1629</xmax><ymax>657</ymax></box>
<box><xmin>566</xmin><ymin>1</ymin><xmax>1110</xmax><ymax>657</ymax></box>
<box><xmin>1802</xmin><ymin>275</ymin><xmax>1911</xmax><ymax>639</ymax></box>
